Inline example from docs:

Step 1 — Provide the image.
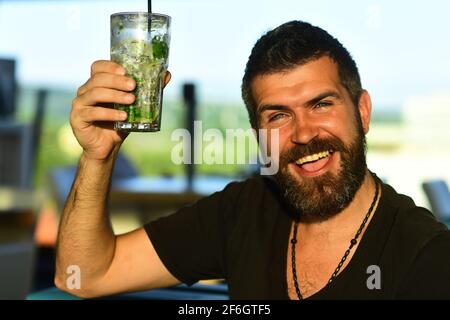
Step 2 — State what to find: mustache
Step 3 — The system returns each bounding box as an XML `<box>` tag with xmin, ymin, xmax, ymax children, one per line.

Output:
<box><xmin>280</xmin><ymin>137</ymin><xmax>347</xmax><ymax>164</ymax></box>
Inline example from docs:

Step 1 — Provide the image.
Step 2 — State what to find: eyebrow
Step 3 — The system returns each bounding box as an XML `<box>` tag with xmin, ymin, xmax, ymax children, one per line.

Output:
<box><xmin>257</xmin><ymin>90</ymin><xmax>342</xmax><ymax>115</ymax></box>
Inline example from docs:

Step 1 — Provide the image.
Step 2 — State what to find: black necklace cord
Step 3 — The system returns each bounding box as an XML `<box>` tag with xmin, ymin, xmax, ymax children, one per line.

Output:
<box><xmin>290</xmin><ymin>172</ymin><xmax>381</xmax><ymax>300</ymax></box>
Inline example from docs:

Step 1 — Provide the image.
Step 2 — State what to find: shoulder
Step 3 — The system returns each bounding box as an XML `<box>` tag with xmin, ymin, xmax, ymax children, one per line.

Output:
<box><xmin>379</xmin><ymin>183</ymin><xmax>447</xmax><ymax>267</ymax></box>
<box><xmin>396</xmin><ymin>230</ymin><xmax>450</xmax><ymax>298</ymax></box>
<box><xmin>380</xmin><ymin>183</ymin><xmax>450</xmax><ymax>297</ymax></box>
<box><xmin>382</xmin><ymin>182</ymin><xmax>447</xmax><ymax>241</ymax></box>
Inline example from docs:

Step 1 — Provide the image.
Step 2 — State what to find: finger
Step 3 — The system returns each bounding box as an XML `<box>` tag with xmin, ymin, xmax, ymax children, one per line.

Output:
<box><xmin>78</xmin><ymin>73</ymin><xmax>135</xmax><ymax>96</ymax></box>
<box><xmin>95</xmin><ymin>121</ymin><xmax>130</xmax><ymax>140</ymax></box>
<box><xmin>91</xmin><ymin>60</ymin><xmax>126</xmax><ymax>76</ymax></box>
<box><xmin>163</xmin><ymin>71</ymin><xmax>172</xmax><ymax>88</ymax></box>
<box><xmin>76</xmin><ymin>79</ymin><xmax>90</xmax><ymax>97</ymax></box>
<box><xmin>78</xmin><ymin>87</ymin><xmax>135</xmax><ymax>106</ymax></box>
<box><xmin>78</xmin><ymin>106</ymin><xmax>128</xmax><ymax>123</ymax></box>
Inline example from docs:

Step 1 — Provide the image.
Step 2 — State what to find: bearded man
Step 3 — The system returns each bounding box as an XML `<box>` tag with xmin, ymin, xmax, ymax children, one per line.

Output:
<box><xmin>55</xmin><ymin>20</ymin><xmax>450</xmax><ymax>299</ymax></box>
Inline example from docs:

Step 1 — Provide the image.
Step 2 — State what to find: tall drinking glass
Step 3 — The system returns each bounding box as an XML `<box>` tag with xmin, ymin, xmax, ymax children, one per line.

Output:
<box><xmin>111</xmin><ymin>12</ymin><xmax>171</xmax><ymax>132</ymax></box>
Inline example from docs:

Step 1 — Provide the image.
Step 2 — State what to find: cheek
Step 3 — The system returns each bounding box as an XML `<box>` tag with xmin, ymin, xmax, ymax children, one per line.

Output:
<box><xmin>316</xmin><ymin>111</ymin><xmax>356</xmax><ymax>144</ymax></box>
<box><xmin>265</xmin><ymin>128</ymin><xmax>290</xmax><ymax>156</ymax></box>
<box><xmin>258</xmin><ymin>128</ymin><xmax>288</xmax><ymax>166</ymax></box>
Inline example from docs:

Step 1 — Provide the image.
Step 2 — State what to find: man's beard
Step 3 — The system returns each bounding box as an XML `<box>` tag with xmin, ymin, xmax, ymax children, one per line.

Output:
<box><xmin>274</xmin><ymin>122</ymin><xmax>367</xmax><ymax>223</ymax></box>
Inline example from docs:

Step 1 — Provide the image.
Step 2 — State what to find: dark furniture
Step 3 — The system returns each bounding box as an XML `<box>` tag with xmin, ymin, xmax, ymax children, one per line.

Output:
<box><xmin>422</xmin><ymin>180</ymin><xmax>450</xmax><ymax>222</ymax></box>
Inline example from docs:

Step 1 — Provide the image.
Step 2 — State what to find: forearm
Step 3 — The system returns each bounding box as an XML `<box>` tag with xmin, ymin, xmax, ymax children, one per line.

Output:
<box><xmin>55</xmin><ymin>145</ymin><xmax>120</xmax><ymax>292</ymax></box>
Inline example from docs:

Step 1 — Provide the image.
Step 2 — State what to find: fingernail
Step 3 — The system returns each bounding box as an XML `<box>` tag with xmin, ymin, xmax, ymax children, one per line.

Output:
<box><xmin>119</xmin><ymin>112</ymin><xmax>128</xmax><ymax>119</ymax></box>
<box><xmin>126</xmin><ymin>94</ymin><xmax>135</xmax><ymax>101</ymax></box>
<box><xmin>127</xmin><ymin>79</ymin><xmax>135</xmax><ymax>89</ymax></box>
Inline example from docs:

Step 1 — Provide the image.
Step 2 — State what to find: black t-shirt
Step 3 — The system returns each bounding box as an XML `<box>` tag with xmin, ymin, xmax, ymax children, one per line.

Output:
<box><xmin>144</xmin><ymin>176</ymin><xmax>450</xmax><ymax>299</ymax></box>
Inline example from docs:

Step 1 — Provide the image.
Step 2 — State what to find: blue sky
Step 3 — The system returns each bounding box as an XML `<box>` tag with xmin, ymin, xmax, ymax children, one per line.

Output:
<box><xmin>1</xmin><ymin>0</ymin><xmax>450</xmax><ymax>110</ymax></box>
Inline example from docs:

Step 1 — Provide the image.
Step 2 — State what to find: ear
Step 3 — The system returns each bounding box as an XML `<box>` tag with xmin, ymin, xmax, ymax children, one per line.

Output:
<box><xmin>358</xmin><ymin>90</ymin><xmax>372</xmax><ymax>134</ymax></box>
<box><xmin>163</xmin><ymin>71</ymin><xmax>172</xmax><ymax>88</ymax></box>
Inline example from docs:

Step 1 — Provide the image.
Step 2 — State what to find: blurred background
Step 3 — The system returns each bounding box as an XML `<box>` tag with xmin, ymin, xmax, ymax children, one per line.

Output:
<box><xmin>0</xmin><ymin>0</ymin><xmax>449</xmax><ymax>299</ymax></box>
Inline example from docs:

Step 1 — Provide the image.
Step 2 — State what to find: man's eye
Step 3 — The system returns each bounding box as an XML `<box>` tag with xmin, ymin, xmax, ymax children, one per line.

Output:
<box><xmin>268</xmin><ymin>113</ymin><xmax>286</xmax><ymax>122</ymax></box>
<box><xmin>315</xmin><ymin>101</ymin><xmax>332</xmax><ymax>108</ymax></box>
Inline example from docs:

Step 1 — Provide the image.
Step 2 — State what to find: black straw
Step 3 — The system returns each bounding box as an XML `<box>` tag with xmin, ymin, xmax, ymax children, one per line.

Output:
<box><xmin>148</xmin><ymin>0</ymin><xmax>152</xmax><ymax>34</ymax></box>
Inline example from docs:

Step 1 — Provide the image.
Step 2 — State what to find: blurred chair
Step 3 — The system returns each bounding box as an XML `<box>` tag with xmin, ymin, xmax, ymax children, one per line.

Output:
<box><xmin>422</xmin><ymin>180</ymin><xmax>450</xmax><ymax>222</ymax></box>
<box><xmin>47</xmin><ymin>152</ymin><xmax>139</xmax><ymax>212</ymax></box>
<box><xmin>0</xmin><ymin>122</ymin><xmax>33</xmax><ymax>188</ymax></box>
<box><xmin>111</xmin><ymin>152</ymin><xmax>139</xmax><ymax>180</ymax></box>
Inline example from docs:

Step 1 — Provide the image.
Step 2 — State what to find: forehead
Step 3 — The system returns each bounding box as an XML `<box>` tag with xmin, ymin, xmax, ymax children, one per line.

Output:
<box><xmin>251</xmin><ymin>56</ymin><xmax>346</xmax><ymax>109</ymax></box>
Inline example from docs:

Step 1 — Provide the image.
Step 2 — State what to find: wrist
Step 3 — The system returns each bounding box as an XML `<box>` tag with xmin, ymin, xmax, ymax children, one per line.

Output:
<box><xmin>81</xmin><ymin>145</ymin><xmax>121</xmax><ymax>165</ymax></box>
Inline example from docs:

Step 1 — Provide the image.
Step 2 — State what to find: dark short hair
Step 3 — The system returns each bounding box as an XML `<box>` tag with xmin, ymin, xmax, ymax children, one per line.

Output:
<box><xmin>242</xmin><ymin>20</ymin><xmax>363</xmax><ymax>128</ymax></box>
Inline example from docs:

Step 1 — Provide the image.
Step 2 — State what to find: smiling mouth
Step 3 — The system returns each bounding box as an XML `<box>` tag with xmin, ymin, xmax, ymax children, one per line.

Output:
<box><xmin>295</xmin><ymin>150</ymin><xmax>333</xmax><ymax>165</ymax></box>
<box><xmin>293</xmin><ymin>150</ymin><xmax>335</xmax><ymax>174</ymax></box>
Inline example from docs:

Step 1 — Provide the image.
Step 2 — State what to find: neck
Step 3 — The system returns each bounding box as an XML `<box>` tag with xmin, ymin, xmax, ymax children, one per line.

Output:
<box><xmin>298</xmin><ymin>169</ymin><xmax>380</xmax><ymax>242</ymax></box>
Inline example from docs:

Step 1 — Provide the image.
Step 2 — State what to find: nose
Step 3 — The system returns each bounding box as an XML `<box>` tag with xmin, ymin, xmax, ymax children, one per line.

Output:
<box><xmin>290</xmin><ymin>114</ymin><xmax>320</xmax><ymax>145</ymax></box>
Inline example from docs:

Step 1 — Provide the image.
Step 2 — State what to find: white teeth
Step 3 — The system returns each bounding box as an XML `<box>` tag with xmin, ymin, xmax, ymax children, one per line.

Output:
<box><xmin>295</xmin><ymin>150</ymin><xmax>330</xmax><ymax>165</ymax></box>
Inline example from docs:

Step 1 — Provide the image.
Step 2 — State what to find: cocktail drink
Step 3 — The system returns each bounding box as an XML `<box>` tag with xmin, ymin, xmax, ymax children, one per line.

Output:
<box><xmin>111</xmin><ymin>12</ymin><xmax>171</xmax><ymax>132</ymax></box>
